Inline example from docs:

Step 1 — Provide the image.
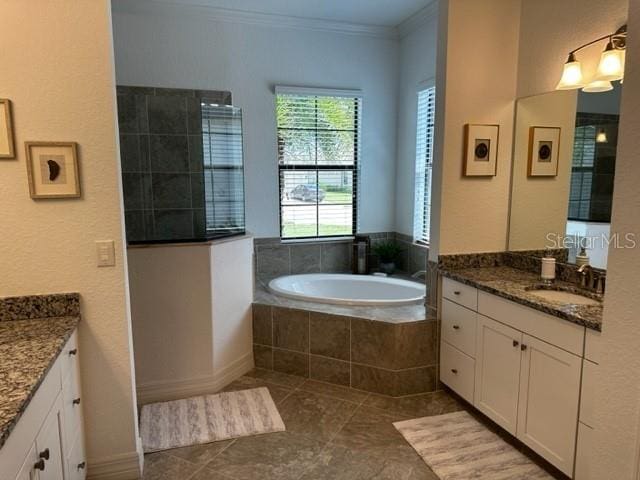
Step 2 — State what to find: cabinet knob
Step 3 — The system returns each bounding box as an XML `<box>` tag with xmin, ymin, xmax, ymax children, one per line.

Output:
<box><xmin>39</xmin><ymin>448</ymin><xmax>50</xmax><ymax>460</ymax></box>
<box><xmin>69</xmin><ymin>348</ymin><xmax>78</xmax><ymax>356</ymax></box>
<box><xmin>521</xmin><ymin>344</ymin><xmax>527</xmax><ymax>351</ymax></box>
<box><xmin>34</xmin><ymin>459</ymin><xmax>46</xmax><ymax>471</ymax></box>
<box><xmin>73</xmin><ymin>397</ymin><xmax>81</xmax><ymax>405</ymax></box>
<box><xmin>451</xmin><ymin>368</ymin><xmax>458</xmax><ymax>374</ymax></box>
<box><xmin>77</xmin><ymin>462</ymin><xmax>86</xmax><ymax>470</ymax></box>
<box><xmin>452</xmin><ymin>325</ymin><xmax>460</xmax><ymax>330</ymax></box>
<box><xmin>453</xmin><ymin>291</ymin><xmax>461</xmax><ymax>295</ymax></box>
<box><xmin>513</xmin><ymin>340</ymin><xmax>519</xmax><ymax>347</ymax></box>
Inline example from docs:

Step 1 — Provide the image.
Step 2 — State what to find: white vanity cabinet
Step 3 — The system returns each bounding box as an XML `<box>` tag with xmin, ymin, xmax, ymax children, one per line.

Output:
<box><xmin>440</xmin><ymin>278</ymin><xmax>587</xmax><ymax>477</ymax></box>
<box><xmin>0</xmin><ymin>330</ymin><xmax>86</xmax><ymax>480</ymax></box>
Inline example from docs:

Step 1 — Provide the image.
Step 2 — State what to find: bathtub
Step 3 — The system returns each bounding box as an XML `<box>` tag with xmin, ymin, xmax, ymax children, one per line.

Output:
<box><xmin>267</xmin><ymin>273</ymin><xmax>426</xmax><ymax>306</ymax></box>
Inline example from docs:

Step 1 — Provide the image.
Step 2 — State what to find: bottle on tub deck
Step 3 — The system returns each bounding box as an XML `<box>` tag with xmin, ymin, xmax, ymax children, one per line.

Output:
<box><xmin>541</xmin><ymin>251</ymin><xmax>556</xmax><ymax>284</ymax></box>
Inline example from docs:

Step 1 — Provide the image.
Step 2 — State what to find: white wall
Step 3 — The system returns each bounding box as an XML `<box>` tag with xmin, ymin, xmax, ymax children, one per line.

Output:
<box><xmin>128</xmin><ymin>236</ymin><xmax>254</xmax><ymax>404</ymax></box>
<box><xmin>395</xmin><ymin>17</ymin><xmax>438</xmax><ymax>237</ymax></box>
<box><xmin>0</xmin><ymin>0</ymin><xmax>141</xmax><ymax>476</ymax></box>
<box><xmin>111</xmin><ymin>0</ymin><xmax>400</xmax><ymax>238</ymax></box>
<box><xmin>430</xmin><ymin>0</ymin><xmax>521</xmax><ymax>259</ymax></box>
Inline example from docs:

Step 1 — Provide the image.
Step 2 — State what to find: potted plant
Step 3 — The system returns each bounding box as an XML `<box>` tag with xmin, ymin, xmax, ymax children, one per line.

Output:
<box><xmin>372</xmin><ymin>241</ymin><xmax>403</xmax><ymax>275</ymax></box>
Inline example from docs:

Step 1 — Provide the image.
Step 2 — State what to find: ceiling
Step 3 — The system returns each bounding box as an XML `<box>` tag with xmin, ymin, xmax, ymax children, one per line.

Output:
<box><xmin>150</xmin><ymin>0</ymin><xmax>434</xmax><ymax>27</ymax></box>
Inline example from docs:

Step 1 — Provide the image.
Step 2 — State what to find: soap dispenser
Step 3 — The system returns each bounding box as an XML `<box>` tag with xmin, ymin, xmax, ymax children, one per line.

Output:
<box><xmin>576</xmin><ymin>246</ymin><xmax>590</xmax><ymax>267</ymax></box>
<box><xmin>541</xmin><ymin>251</ymin><xmax>556</xmax><ymax>284</ymax></box>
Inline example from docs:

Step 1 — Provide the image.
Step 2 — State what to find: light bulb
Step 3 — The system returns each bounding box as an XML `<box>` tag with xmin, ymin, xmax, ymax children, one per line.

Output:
<box><xmin>596</xmin><ymin>129</ymin><xmax>608</xmax><ymax>143</ymax></box>
<box><xmin>594</xmin><ymin>40</ymin><xmax>625</xmax><ymax>81</ymax></box>
<box><xmin>556</xmin><ymin>53</ymin><xmax>585</xmax><ymax>90</ymax></box>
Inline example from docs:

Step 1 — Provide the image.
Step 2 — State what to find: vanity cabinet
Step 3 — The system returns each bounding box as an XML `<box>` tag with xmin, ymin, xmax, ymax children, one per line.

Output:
<box><xmin>0</xmin><ymin>330</ymin><xmax>86</xmax><ymax>480</ymax></box>
<box><xmin>441</xmin><ymin>278</ymin><xmax>586</xmax><ymax>477</ymax></box>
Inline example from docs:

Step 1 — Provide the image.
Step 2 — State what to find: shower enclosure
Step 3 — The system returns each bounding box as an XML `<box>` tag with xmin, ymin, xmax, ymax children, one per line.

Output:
<box><xmin>117</xmin><ymin>86</ymin><xmax>246</xmax><ymax>243</ymax></box>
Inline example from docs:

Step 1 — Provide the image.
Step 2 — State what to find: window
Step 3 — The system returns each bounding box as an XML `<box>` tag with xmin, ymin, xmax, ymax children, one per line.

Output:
<box><xmin>276</xmin><ymin>87</ymin><xmax>361</xmax><ymax>239</ymax></box>
<box><xmin>413</xmin><ymin>85</ymin><xmax>436</xmax><ymax>244</ymax></box>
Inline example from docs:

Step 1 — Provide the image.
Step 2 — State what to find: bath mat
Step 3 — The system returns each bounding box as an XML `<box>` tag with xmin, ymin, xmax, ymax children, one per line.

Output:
<box><xmin>140</xmin><ymin>387</ymin><xmax>285</xmax><ymax>453</ymax></box>
<box><xmin>394</xmin><ymin>411</ymin><xmax>553</xmax><ymax>479</ymax></box>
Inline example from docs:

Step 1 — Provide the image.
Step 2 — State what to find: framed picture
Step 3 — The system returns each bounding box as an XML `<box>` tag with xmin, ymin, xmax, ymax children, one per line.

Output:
<box><xmin>0</xmin><ymin>99</ymin><xmax>15</xmax><ymax>159</ymax></box>
<box><xmin>25</xmin><ymin>142</ymin><xmax>81</xmax><ymax>199</ymax></box>
<box><xmin>463</xmin><ymin>124</ymin><xmax>499</xmax><ymax>176</ymax></box>
<box><xmin>528</xmin><ymin>126</ymin><xmax>561</xmax><ymax>177</ymax></box>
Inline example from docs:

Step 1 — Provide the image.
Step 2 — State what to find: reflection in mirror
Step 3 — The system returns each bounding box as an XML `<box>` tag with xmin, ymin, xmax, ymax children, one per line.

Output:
<box><xmin>508</xmin><ymin>84</ymin><xmax>621</xmax><ymax>269</ymax></box>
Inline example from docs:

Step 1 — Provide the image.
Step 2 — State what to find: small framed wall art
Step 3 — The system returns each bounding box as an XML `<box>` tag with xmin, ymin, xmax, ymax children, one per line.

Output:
<box><xmin>0</xmin><ymin>99</ymin><xmax>16</xmax><ymax>159</ymax></box>
<box><xmin>528</xmin><ymin>126</ymin><xmax>561</xmax><ymax>177</ymax></box>
<box><xmin>25</xmin><ymin>142</ymin><xmax>81</xmax><ymax>199</ymax></box>
<box><xmin>463</xmin><ymin>124</ymin><xmax>499</xmax><ymax>176</ymax></box>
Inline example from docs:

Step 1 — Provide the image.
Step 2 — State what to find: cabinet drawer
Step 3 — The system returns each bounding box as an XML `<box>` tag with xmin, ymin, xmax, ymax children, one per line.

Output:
<box><xmin>478</xmin><ymin>291</ymin><xmax>585</xmax><ymax>356</ymax></box>
<box><xmin>61</xmin><ymin>330</ymin><xmax>79</xmax><ymax>383</ymax></box>
<box><xmin>62</xmin><ymin>364</ymin><xmax>83</xmax><ymax>450</ymax></box>
<box><xmin>442</xmin><ymin>277</ymin><xmax>477</xmax><ymax>310</ymax></box>
<box><xmin>442</xmin><ymin>299</ymin><xmax>477</xmax><ymax>357</ymax></box>
<box><xmin>440</xmin><ymin>341</ymin><xmax>475</xmax><ymax>404</ymax></box>
<box><xmin>66</xmin><ymin>431</ymin><xmax>87</xmax><ymax>480</ymax></box>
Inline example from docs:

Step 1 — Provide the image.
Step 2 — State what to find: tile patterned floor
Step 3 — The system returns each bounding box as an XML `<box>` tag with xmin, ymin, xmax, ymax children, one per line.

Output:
<box><xmin>141</xmin><ymin>369</ymin><xmax>566</xmax><ymax>480</ymax></box>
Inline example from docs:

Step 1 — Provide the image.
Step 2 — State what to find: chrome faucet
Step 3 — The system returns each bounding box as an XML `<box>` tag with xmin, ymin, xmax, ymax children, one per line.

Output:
<box><xmin>578</xmin><ymin>264</ymin><xmax>594</xmax><ymax>290</ymax></box>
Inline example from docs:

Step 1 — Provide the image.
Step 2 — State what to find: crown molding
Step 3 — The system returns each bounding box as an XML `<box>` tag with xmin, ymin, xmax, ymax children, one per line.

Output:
<box><xmin>112</xmin><ymin>0</ymin><xmax>401</xmax><ymax>39</ymax></box>
<box><xmin>397</xmin><ymin>2</ymin><xmax>439</xmax><ymax>38</ymax></box>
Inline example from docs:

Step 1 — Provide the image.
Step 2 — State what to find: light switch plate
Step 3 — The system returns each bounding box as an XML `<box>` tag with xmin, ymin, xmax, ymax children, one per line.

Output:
<box><xmin>96</xmin><ymin>240</ymin><xmax>116</xmax><ymax>267</ymax></box>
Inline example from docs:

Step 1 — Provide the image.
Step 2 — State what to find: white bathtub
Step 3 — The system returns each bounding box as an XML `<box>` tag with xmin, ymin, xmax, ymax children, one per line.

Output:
<box><xmin>268</xmin><ymin>273</ymin><xmax>426</xmax><ymax>306</ymax></box>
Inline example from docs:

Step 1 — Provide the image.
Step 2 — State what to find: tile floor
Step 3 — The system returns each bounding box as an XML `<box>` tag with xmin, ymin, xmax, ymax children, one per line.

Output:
<box><xmin>141</xmin><ymin>369</ymin><xmax>566</xmax><ymax>480</ymax></box>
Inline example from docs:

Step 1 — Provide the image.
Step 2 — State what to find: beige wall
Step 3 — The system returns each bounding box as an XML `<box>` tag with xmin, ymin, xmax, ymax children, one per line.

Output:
<box><xmin>430</xmin><ymin>0</ymin><xmax>521</xmax><ymax>258</ymax></box>
<box><xmin>592</xmin><ymin>0</ymin><xmax>640</xmax><ymax>476</ymax></box>
<box><xmin>508</xmin><ymin>90</ymin><xmax>578</xmax><ymax>250</ymax></box>
<box><xmin>0</xmin><ymin>0</ymin><xmax>140</xmax><ymax>476</ymax></box>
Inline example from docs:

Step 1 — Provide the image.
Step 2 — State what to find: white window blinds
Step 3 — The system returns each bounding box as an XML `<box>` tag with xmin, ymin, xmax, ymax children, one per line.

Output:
<box><xmin>413</xmin><ymin>86</ymin><xmax>436</xmax><ymax>244</ymax></box>
<box><xmin>276</xmin><ymin>87</ymin><xmax>361</xmax><ymax>239</ymax></box>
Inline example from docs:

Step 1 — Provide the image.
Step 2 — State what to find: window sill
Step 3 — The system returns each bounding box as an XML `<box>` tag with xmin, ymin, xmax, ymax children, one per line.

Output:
<box><xmin>280</xmin><ymin>236</ymin><xmax>354</xmax><ymax>245</ymax></box>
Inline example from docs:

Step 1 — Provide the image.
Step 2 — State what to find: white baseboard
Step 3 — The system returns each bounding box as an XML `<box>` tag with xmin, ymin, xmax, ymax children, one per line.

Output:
<box><xmin>88</xmin><ymin>451</ymin><xmax>141</xmax><ymax>480</ymax></box>
<box><xmin>136</xmin><ymin>352</ymin><xmax>254</xmax><ymax>405</ymax></box>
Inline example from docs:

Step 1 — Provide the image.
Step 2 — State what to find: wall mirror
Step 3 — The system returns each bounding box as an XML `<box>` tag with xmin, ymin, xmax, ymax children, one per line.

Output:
<box><xmin>507</xmin><ymin>83</ymin><xmax>621</xmax><ymax>269</ymax></box>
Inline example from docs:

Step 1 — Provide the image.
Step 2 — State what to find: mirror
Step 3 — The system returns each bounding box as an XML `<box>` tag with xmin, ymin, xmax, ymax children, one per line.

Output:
<box><xmin>508</xmin><ymin>83</ymin><xmax>621</xmax><ymax>269</ymax></box>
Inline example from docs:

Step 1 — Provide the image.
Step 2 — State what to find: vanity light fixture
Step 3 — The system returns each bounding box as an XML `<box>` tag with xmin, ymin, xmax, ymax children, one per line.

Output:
<box><xmin>556</xmin><ymin>25</ymin><xmax>627</xmax><ymax>92</ymax></box>
<box><xmin>596</xmin><ymin>128</ymin><xmax>608</xmax><ymax>143</ymax></box>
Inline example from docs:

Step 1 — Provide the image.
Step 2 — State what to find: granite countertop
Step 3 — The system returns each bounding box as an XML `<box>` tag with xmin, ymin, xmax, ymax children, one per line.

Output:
<box><xmin>0</xmin><ymin>316</ymin><xmax>80</xmax><ymax>449</ymax></box>
<box><xmin>254</xmin><ymin>282</ymin><xmax>429</xmax><ymax>324</ymax></box>
<box><xmin>440</xmin><ymin>266</ymin><xmax>603</xmax><ymax>331</ymax></box>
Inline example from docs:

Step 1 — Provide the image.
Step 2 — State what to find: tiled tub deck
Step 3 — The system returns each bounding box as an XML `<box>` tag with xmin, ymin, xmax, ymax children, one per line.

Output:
<box><xmin>252</xmin><ymin>286</ymin><xmax>437</xmax><ymax>397</ymax></box>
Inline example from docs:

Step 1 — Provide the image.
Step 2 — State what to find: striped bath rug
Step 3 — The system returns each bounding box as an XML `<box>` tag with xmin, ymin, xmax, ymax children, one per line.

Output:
<box><xmin>140</xmin><ymin>387</ymin><xmax>285</xmax><ymax>453</ymax></box>
<box><xmin>394</xmin><ymin>411</ymin><xmax>553</xmax><ymax>479</ymax></box>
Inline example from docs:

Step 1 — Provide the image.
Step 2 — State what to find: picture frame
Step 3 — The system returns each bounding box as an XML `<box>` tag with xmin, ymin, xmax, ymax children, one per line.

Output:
<box><xmin>0</xmin><ymin>99</ymin><xmax>16</xmax><ymax>159</ymax></box>
<box><xmin>463</xmin><ymin>124</ymin><xmax>499</xmax><ymax>176</ymax></box>
<box><xmin>25</xmin><ymin>142</ymin><xmax>81</xmax><ymax>199</ymax></box>
<box><xmin>528</xmin><ymin>126</ymin><xmax>561</xmax><ymax>177</ymax></box>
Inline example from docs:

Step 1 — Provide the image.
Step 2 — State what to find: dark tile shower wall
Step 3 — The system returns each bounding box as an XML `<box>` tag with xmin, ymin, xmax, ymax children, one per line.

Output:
<box><xmin>117</xmin><ymin>86</ymin><xmax>233</xmax><ymax>242</ymax></box>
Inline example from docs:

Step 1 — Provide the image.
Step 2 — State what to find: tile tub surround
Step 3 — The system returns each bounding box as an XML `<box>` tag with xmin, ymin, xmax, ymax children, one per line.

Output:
<box><xmin>252</xmin><ymin>303</ymin><xmax>438</xmax><ymax>396</ymax></box>
<box><xmin>117</xmin><ymin>85</ymin><xmax>233</xmax><ymax>243</ymax></box>
<box><xmin>254</xmin><ymin>232</ymin><xmax>429</xmax><ymax>282</ymax></box>
<box><xmin>0</xmin><ymin>314</ymin><xmax>80</xmax><ymax>449</ymax></box>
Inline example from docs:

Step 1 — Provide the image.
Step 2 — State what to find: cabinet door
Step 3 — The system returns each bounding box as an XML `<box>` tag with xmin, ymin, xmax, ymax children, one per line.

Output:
<box><xmin>15</xmin><ymin>444</ymin><xmax>38</xmax><ymax>480</ymax></box>
<box><xmin>474</xmin><ymin>315</ymin><xmax>522</xmax><ymax>435</ymax></box>
<box><xmin>35</xmin><ymin>402</ymin><xmax>64</xmax><ymax>480</ymax></box>
<box><xmin>517</xmin><ymin>334</ymin><xmax>581</xmax><ymax>476</ymax></box>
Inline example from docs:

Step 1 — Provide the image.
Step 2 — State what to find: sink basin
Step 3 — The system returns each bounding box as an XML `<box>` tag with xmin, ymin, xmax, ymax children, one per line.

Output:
<box><xmin>527</xmin><ymin>289</ymin><xmax>601</xmax><ymax>306</ymax></box>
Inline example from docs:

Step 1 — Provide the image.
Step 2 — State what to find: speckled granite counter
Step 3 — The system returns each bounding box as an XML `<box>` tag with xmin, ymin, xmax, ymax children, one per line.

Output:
<box><xmin>0</xmin><ymin>293</ymin><xmax>80</xmax><ymax>450</ymax></box>
<box><xmin>254</xmin><ymin>281</ymin><xmax>428</xmax><ymax>323</ymax></box>
<box><xmin>440</xmin><ymin>266</ymin><xmax>603</xmax><ymax>331</ymax></box>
